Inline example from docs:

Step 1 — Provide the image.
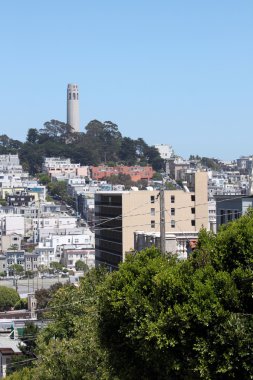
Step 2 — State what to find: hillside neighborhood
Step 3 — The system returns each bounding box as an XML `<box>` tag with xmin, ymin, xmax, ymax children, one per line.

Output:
<box><xmin>0</xmin><ymin>146</ymin><xmax>252</xmax><ymax>377</ymax></box>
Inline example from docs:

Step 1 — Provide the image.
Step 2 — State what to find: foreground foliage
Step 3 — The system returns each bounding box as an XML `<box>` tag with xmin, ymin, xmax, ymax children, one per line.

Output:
<box><xmin>7</xmin><ymin>212</ymin><xmax>253</xmax><ymax>380</ymax></box>
<box><xmin>99</xmin><ymin>248</ymin><xmax>252</xmax><ymax>380</ymax></box>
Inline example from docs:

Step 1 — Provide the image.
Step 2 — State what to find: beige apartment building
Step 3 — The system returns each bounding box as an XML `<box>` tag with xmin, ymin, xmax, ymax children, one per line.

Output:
<box><xmin>95</xmin><ymin>172</ymin><xmax>208</xmax><ymax>269</ymax></box>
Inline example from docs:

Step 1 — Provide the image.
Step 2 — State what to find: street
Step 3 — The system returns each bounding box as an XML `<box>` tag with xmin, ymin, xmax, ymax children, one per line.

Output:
<box><xmin>0</xmin><ymin>277</ymin><xmax>70</xmax><ymax>296</ymax></box>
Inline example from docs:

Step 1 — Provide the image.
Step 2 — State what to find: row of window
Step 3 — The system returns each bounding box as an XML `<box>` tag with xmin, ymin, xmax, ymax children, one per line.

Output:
<box><xmin>150</xmin><ymin>207</ymin><xmax>195</xmax><ymax>216</ymax></box>
<box><xmin>8</xmin><ymin>260</ymin><xmax>23</xmax><ymax>265</ymax></box>
<box><xmin>26</xmin><ymin>264</ymin><xmax>37</xmax><ymax>268</ymax></box>
<box><xmin>150</xmin><ymin>195</ymin><xmax>195</xmax><ymax>204</ymax></box>
<box><xmin>220</xmin><ymin>209</ymin><xmax>239</xmax><ymax>225</ymax></box>
<box><xmin>150</xmin><ymin>220</ymin><xmax>196</xmax><ymax>228</ymax></box>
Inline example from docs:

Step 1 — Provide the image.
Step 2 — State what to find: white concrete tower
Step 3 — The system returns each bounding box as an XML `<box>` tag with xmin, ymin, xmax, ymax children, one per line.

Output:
<box><xmin>67</xmin><ymin>83</ymin><xmax>80</xmax><ymax>132</ymax></box>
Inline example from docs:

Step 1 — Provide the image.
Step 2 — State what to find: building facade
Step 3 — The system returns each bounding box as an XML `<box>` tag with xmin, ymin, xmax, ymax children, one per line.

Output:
<box><xmin>134</xmin><ymin>231</ymin><xmax>199</xmax><ymax>259</ymax></box>
<box><xmin>154</xmin><ymin>144</ymin><xmax>173</xmax><ymax>160</ymax></box>
<box><xmin>216</xmin><ymin>195</ymin><xmax>253</xmax><ymax>230</ymax></box>
<box><xmin>95</xmin><ymin>172</ymin><xmax>208</xmax><ymax>269</ymax></box>
<box><xmin>90</xmin><ymin>165</ymin><xmax>154</xmax><ymax>182</ymax></box>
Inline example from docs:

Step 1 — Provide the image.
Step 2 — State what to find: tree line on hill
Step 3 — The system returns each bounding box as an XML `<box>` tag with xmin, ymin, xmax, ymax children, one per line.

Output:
<box><xmin>6</xmin><ymin>209</ymin><xmax>253</xmax><ymax>380</ymax></box>
<box><xmin>0</xmin><ymin>120</ymin><xmax>164</xmax><ymax>175</ymax></box>
<box><xmin>189</xmin><ymin>155</ymin><xmax>222</xmax><ymax>171</ymax></box>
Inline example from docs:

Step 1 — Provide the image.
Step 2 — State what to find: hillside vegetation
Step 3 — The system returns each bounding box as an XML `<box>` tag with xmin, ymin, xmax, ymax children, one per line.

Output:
<box><xmin>0</xmin><ymin>120</ymin><xmax>164</xmax><ymax>174</ymax></box>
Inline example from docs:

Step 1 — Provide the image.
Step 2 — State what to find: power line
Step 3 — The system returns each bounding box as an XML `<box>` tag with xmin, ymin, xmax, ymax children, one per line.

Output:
<box><xmin>6</xmin><ymin>357</ymin><xmax>38</xmax><ymax>368</ymax></box>
<box><xmin>93</xmin><ymin>198</ymin><xmax>158</xmax><ymax>228</ymax></box>
<box><xmin>93</xmin><ymin>195</ymin><xmax>247</xmax><ymax>232</ymax></box>
<box><xmin>93</xmin><ymin>210</ymin><xmax>243</xmax><ymax>233</ymax></box>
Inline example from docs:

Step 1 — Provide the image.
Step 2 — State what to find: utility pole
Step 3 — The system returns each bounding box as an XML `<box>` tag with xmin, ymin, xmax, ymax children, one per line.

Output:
<box><xmin>160</xmin><ymin>183</ymin><xmax>166</xmax><ymax>256</ymax></box>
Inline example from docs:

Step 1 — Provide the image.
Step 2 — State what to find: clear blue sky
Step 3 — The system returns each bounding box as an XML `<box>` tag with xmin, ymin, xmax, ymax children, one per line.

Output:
<box><xmin>1</xmin><ymin>0</ymin><xmax>252</xmax><ymax>159</ymax></box>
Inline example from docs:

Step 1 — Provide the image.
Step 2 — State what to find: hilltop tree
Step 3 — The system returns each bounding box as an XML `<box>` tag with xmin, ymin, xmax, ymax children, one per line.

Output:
<box><xmin>26</xmin><ymin>128</ymin><xmax>39</xmax><ymax>144</ymax></box>
<box><xmin>39</xmin><ymin>120</ymin><xmax>74</xmax><ymax>143</ymax></box>
<box><xmin>0</xmin><ymin>119</ymin><xmax>165</xmax><ymax>173</ymax></box>
<box><xmin>119</xmin><ymin>137</ymin><xmax>137</xmax><ymax>165</ymax></box>
<box><xmin>85</xmin><ymin>120</ymin><xmax>122</xmax><ymax>163</ymax></box>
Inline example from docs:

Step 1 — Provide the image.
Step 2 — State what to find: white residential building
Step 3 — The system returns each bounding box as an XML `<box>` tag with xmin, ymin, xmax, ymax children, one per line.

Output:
<box><xmin>61</xmin><ymin>248</ymin><xmax>95</xmax><ymax>269</ymax></box>
<box><xmin>34</xmin><ymin>247</ymin><xmax>55</xmax><ymax>267</ymax></box>
<box><xmin>35</xmin><ymin>229</ymin><xmax>95</xmax><ymax>266</ymax></box>
<box><xmin>154</xmin><ymin>144</ymin><xmax>173</xmax><ymax>160</ymax></box>
<box><xmin>134</xmin><ymin>231</ymin><xmax>199</xmax><ymax>260</ymax></box>
<box><xmin>32</xmin><ymin>215</ymin><xmax>78</xmax><ymax>243</ymax></box>
<box><xmin>0</xmin><ymin>215</ymin><xmax>25</xmax><ymax>236</ymax></box>
<box><xmin>43</xmin><ymin>157</ymin><xmax>89</xmax><ymax>177</ymax></box>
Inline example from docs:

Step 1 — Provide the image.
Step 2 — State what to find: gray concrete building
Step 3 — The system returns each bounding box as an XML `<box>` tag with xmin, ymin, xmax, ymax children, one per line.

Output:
<box><xmin>216</xmin><ymin>195</ymin><xmax>252</xmax><ymax>230</ymax></box>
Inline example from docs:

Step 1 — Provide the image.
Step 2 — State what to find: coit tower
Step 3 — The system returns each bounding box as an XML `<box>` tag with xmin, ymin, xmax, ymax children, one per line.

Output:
<box><xmin>67</xmin><ymin>83</ymin><xmax>80</xmax><ymax>132</ymax></box>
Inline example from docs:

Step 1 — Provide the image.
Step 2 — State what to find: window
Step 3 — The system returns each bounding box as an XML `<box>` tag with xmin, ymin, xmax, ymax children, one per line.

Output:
<box><xmin>234</xmin><ymin>210</ymin><xmax>239</xmax><ymax>219</ymax></box>
<box><xmin>150</xmin><ymin>196</ymin><xmax>155</xmax><ymax>204</ymax></box>
<box><xmin>227</xmin><ymin>210</ymin><xmax>232</xmax><ymax>221</ymax></box>
<box><xmin>171</xmin><ymin>195</ymin><xmax>175</xmax><ymax>203</ymax></box>
<box><xmin>73</xmin><ymin>93</ymin><xmax>76</xmax><ymax>100</ymax></box>
<box><xmin>191</xmin><ymin>207</ymin><xmax>195</xmax><ymax>214</ymax></box>
<box><xmin>68</xmin><ymin>93</ymin><xmax>71</xmax><ymax>100</ymax></box>
<box><xmin>191</xmin><ymin>220</ymin><xmax>196</xmax><ymax>226</ymax></box>
<box><xmin>171</xmin><ymin>208</ymin><xmax>175</xmax><ymax>216</ymax></box>
<box><xmin>220</xmin><ymin>209</ymin><xmax>225</xmax><ymax>225</ymax></box>
<box><xmin>191</xmin><ymin>195</ymin><xmax>195</xmax><ymax>202</ymax></box>
<box><xmin>151</xmin><ymin>208</ymin><xmax>155</xmax><ymax>216</ymax></box>
<box><xmin>171</xmin><ymin>220</ymin><xmax>175</xmax><ymax>228</ymax></box>
<box><xmin>151</xmin><ymin>220</ymin><xmax>155</xmax><ymax>228</ymax></box>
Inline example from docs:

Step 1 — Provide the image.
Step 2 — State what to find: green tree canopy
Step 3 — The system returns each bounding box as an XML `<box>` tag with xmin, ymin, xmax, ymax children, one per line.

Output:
<box><xmin>0</xmin><ymin>286</ymin><xmax>20</xmax><ymax>311</ymax></box>
<box><xmin>35</xmin><ymin>282</ymin><xmax>63</xmax><ymax>319</ymax></box>
<box><xmin>105</xmin><ymin>173</ymin><xmax>134</xmax><ymax>189</ymax></box>
<box><xmin>9</xmin><ymin>264</ymin><xmax>24</xmax><ymax>275</ymax></box>
<box><xmin>16</xmin><ymin>269</ymin><xmax>113</xmax><ymax>380</ymax></box>
<box><xmin>36</xmin><ymin>173</ymin><xmax>51</xmax><ymax>185</ymax></box>
<box><xmin>49</xmin><ymin>261</ymin><xmax>63</xmax><ymax>272</ymax></box>
<box><xmin>26</xmin><ymin>128</ymin><xmax>39</xmax><ymax>144</ymax></box>
<box><xmin>75</xmin><ymin>260</ymin><xmax>89</xmax><ymax>272</ymax></box>
<box><xmin>99</xmin><ymin>247</ymin><xmax>252</xmax><ymax>380</ymax></box>
<box><xmin>0</xmin><ymin>119</ymin><xmax>165</xmax><ymax>173</ymax></box>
